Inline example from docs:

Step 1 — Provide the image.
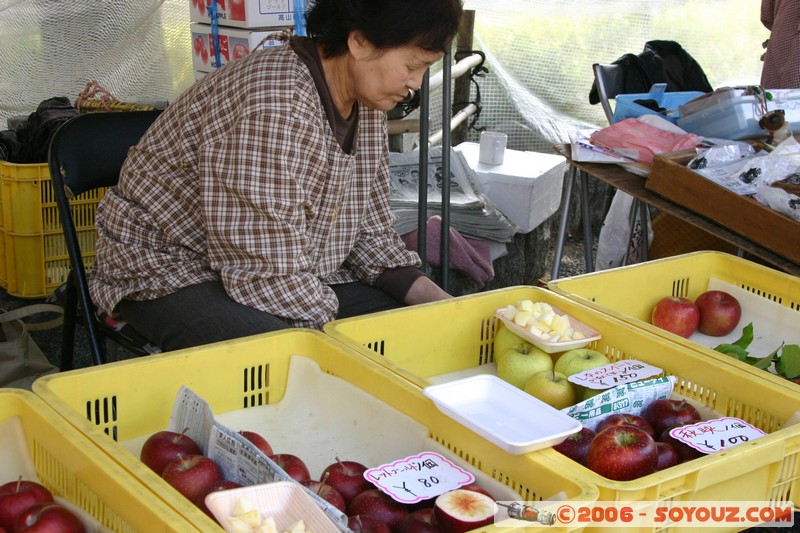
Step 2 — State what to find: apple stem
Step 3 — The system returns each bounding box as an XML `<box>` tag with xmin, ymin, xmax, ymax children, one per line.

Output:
<box><xmin>321</xmin><ymin>470</ymin><xmax>330</xmax><ymax>483</ymax></box>
<box><xmin>15</xmin><ymin>475</ymin><xmax>22</xmax><ymax>492</ymax></box>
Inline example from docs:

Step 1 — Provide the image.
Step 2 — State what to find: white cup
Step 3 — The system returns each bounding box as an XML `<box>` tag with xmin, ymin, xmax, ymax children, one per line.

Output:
<box><xmin>478</xmin><ymin>131</ymin><xmax>507</xmax><ymax>165</ymax></box>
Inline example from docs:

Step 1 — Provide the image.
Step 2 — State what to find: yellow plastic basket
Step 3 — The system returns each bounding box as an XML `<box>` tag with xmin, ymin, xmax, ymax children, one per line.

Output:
<box><xmin>324</xmin><ymin>286</ymin><xmax>800</xmax><ymax>517</ymax></box>
<box><xmin>547</xmin><ymin>251</ymin><xmax>800</xmax><ymax>392</ymax></box>
<box><xmin>0</xmin><ymin>388</ymin><xmax>194</xmax><ymax>532</ymax></box>
<box><xmin>0</xmin><ymin>161</ymin><xmax>104</xmax><ymax>298</ymax></box>
<box><xmin>33</xmin><ymin>329</ymin><xmax>597</xmax><ymax>532</ymax></box>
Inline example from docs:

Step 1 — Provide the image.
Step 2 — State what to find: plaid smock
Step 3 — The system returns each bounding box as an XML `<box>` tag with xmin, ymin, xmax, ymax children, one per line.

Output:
<box><xmin>761</xmin><ymin>0</ymin><xmax>800</xmax><ymax>89</ymax></box>
<box><xmin>89</xmin><ymin>41</ymin><xmax>421</xmax><ymax>330</ymax></box>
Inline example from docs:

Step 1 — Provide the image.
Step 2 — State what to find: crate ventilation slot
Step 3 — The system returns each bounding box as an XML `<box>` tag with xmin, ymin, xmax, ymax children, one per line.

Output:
<box><xmin>671</xmin><ymin>277</ymin><xmax>690</xmax><ymax>299</ymax></box>
<box><xmin>243</xmin><ymin>363</ymin><xmax>270</xmax><ymax>408</ymax></box>
<box><xmin>366</xmin><ymin>339</ymin><xmax>385</xmax><ymax>355</ymax></box>
<box><xmin>85</xmin><ymin>396</ymin><xmax>118</xmax><ymax>440</ymax></box>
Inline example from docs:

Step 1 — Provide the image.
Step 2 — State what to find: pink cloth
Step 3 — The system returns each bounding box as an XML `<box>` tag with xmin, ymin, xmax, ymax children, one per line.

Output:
<box><xmin>590</xmin><ymin>118</ymin><xmax>701</xmax><ymax>164</ymax></box>
<box><xmin>401</xmin><ymin>216</ymin><xmax>495</xmax><ymax>287</ymax></box>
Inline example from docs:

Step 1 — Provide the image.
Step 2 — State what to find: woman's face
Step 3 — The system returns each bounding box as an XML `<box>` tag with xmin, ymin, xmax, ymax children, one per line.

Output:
<box><xmin>349</xmin><ymin>34</ymin><xmax>444</xmax><ymax>112</ymax></box>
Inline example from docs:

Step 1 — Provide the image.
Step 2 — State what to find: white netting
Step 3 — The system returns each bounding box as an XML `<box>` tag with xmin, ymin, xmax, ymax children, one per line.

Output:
<box><xmin>1</xmin><ymin>0</ymin><xmax>768</xmax><ymax>155</ymax></box>
<box><xmin>0</xmin><ymin>0</ymin><xmax>193</xmax><ymax>123</ymax></box>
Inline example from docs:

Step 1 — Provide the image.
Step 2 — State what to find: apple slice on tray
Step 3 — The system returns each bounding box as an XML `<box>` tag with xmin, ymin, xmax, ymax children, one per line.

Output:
<box><xmin>495</xmin><ymin>300</ymin><xmax>601</xmax><ymax>354</ymax></box>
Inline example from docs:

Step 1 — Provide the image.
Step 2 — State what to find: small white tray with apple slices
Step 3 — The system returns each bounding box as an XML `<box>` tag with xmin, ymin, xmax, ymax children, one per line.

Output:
<box><xmin>423</xmin><ymin>374</ymin><xmax>582</xmax><ymax>455</ymax></box>
<box><xmin>494</xmin><ymin>305</ymin><xmax>601</xmax><ymax>354</ymax></box>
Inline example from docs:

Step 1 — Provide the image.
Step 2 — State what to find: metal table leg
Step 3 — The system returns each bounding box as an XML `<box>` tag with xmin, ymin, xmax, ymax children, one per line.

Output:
<box><xmin>579</xmin><ymin>169</ymin><xmax>594</xmax><ymax>272</ymax></box>
<box><xmin>551</xmin><ymin>164</ymin><xmax>576</xmax><ymax>280</ymax></box>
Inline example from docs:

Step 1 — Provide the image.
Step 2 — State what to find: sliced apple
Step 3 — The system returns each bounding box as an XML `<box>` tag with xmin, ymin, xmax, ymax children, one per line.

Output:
<box><xmin>513</xmin><ymin>309</ymin><xmax>532</xmax><ymax>326</ymax></box>
<box><xmin>434</xmin><ymin>489</ymin><xmax>496</xmax><ymax>533</ymax></box>
<box><xmin>227</xmin><ymin>516</ymin><xmax>256</xmax><ymax>533</ymax></box>
<box><xmin>255</xmin><ymin>516</ymin><xmax>279</xmax><ymax>533</ymax></box>
<box><xmin>518</xmin><ymin>299</ymin><xmax>534</xmax><ymax>312</ymax></box>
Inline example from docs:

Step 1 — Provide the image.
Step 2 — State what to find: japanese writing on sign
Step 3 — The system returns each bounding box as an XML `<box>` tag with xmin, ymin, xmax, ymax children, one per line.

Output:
<box><xmin>568</xmin><ymin>360</ymin><xmax>662</xmax><ymax>390</ymax></box>
<box><xmin>364</xmin><ymin>452</ymin><xmax>475</xmax><ymax>504</ymax></box>
<box><xmin>669</xmin><ymin>417</ymin><xmax>767</xmax><ymax>455</ymax></box>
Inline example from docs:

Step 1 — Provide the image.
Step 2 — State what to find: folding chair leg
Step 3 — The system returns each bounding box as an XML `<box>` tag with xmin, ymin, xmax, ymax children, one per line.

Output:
<box><xmin>60</xmin><ymin>273</ymin><xmax>78</xmax><ymax>371</ymax></box>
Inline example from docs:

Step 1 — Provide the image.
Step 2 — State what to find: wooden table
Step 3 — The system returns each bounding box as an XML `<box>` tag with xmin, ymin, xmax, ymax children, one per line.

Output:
<box><xmin>550</xmin><ymin>144</ymin><xmax>800</xmax><ymax>278</ymax></box>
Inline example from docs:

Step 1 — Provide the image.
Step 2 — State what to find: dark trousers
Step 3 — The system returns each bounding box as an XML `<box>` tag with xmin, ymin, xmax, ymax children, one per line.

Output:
<box><xmin>116</xmin><ymin>281</ymin><xmax>402</xmax><ymax>351</ymax></box>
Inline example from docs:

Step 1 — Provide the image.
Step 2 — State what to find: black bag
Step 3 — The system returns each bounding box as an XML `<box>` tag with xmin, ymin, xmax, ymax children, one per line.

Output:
<box><xmin>17</xmin><ymin>97</ymin><xmax>79</xmax><ymax>163</ymax></box>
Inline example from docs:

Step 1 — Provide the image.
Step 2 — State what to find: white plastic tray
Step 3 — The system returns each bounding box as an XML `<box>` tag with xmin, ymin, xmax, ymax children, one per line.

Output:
<box><xmin>206</xmin><ymin>481</ymin><xmax>339</xmax><ymax>533</ymax></box>
<box><xmin>494</xmin><ymin>306</ymin><xmax>602</xmax><ymax>354</ymax></box>
<box><xmin>423</xmin><ymin>375</ymin><xmax>582</xmax><ymax>454</ymax></box>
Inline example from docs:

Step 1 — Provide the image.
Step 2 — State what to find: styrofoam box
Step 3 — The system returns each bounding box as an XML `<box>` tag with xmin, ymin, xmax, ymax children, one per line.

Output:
<box><xmin>189</xmin><ymin>0</ymin><xmax>294</xmax><ymax>29</ymax></box>
<box><xmin>677</xmin><ymin>88</ymin><xmax>800</xmax><ymax>140</ymax></box>
<box><xmin>455</xmin><ymin>142</ymin><xmax>565</xmax><ymax>233</ymax></box>
<box><xmin>191</xmin><ymin>23</ymin><xmax>283</xmax><ymax>72</ymax></box>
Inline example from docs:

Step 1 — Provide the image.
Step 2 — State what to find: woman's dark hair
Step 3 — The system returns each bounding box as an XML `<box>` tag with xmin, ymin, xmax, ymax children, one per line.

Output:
<box><xmin>305</xmin><ymin>0</ymin><xmax>463</xmax><ymax>57</ymax></box>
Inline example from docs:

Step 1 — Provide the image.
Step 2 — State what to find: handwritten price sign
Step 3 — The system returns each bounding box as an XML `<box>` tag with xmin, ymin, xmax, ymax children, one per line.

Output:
<box><xmin>364</xmin><ymin>452</ymin><xmax>475</xmax><ymax>504</ymax></box>
<box><xmin>568</xmin><ymin>360</ymin><xmax>662</xmax><ymax>390</ymax></box>
<box><xmin>669</xmin><ymin>417</ymin><xmax>766</xmax><ymax>455</ymax></box>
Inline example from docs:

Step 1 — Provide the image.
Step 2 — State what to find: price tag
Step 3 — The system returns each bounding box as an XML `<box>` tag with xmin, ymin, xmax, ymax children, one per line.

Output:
<box><xmin>364</xmin><ymin>451</ymin><xmax>475</xmax><ymax>504</ymax></box>
<box><xmin>567</xmin><ymin>360</ymin><xmax>662</xmax><ymax>390</ymax></box>
<box><xmin>668</xmin><ymin>417</ymin><xmax>767</xmax><ymax>455</ymax></box>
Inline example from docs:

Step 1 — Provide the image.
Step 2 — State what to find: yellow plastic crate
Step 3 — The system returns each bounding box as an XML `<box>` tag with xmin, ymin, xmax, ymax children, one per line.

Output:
<box><xmin>0</xmin><ymin>388</ymin><xmax>195</xmax><ymax>532</ymax></box>
<box><xmin>324</xmin><ymin>286</ymin><xmax>800</xmax><ymax>519</ymax></box>
<box><xmin>33</xmin><ymin>329</ymin><xmax>597</xmax><ymax>532</ymax></box>
<box><xmin>0</xmin><ymin>161</ymin><xmax>104</xmax><ymax>298</ymax></box>
<box><xmin>547</xmin><ymin>251</ymin><xmax>800</xmax><ymax>392</ymax></box>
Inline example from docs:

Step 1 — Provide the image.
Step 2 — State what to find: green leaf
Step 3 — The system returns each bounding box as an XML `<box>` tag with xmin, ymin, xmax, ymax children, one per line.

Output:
<box><xmin>713</xmin><ymin>323</ymin><xmax>753</xmax><ymax>358</ymax></box>
<box><xmin>777</xmin><ymin>345</ymin><xmax>800</xmax><ymax>379</ymax></box>
<box><xmin>714</xmin><ymin>344</ymin><xmax>749</xmax><ymax>361</ymax></box>
<box><xmin>731</xmin><ymin>323</ymin><xmax>754</xmax><ymax>349</ymax></box>
<box><xmin>751</xmin><ymin>355</ymin><xmax>775</xmax><ymax>370</ymax></box>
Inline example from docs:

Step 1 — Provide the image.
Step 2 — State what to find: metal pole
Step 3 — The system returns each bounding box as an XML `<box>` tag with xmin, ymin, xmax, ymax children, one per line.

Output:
<box><xmin>440</xmin><ymin>48</ymin><xmax>452</xmax><ymax>292</ymax></box>
<box><xmin>417</xmin><ymin>70</ymin><xmax>431</xmax><ymax>272</ymax></box>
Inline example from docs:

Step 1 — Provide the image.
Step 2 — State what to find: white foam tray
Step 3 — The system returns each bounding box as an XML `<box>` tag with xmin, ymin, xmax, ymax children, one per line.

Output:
<box><xmin>423</xmin><ymin>374</ymin><xmax>582</xmax><ymax>455</ymax></box>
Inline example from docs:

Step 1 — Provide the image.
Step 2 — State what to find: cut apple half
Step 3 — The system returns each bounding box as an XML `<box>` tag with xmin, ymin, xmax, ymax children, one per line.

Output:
<box><xmin>434</xmin><ymin>489</ymin><xmax>497</xmax><ymax>533</ymax></box>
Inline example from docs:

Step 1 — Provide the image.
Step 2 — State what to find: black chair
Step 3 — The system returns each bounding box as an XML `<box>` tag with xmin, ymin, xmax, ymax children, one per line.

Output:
<box><xmin>47</xmin><ymin>110</ymin><xmax>163</xmax><ymax>369</ymax></box>
<box><xmin>591</xmin><ymin>62</ymin><xmax>625</xmax><ymax>125</ymax></box>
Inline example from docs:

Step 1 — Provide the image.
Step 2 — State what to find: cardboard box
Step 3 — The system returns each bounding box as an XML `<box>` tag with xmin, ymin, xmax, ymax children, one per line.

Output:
<box><xmin>647</xmin><ymin>150</ymin><xmax>800</xmax><ymax>265</ymax></box>
<box><xmin>189</xmin><ymin>0</ymin><xmax>294</xmax><ymax>29</ymax></box>
<box><xmin>191</xmin><ymin>23</ymin><xmax>282</xmax><ymax>72</ymax></box>
<box><xmin>455</xmin><ymin>142</ymin><xmax>565</xmax><ymax>233</ymax></box>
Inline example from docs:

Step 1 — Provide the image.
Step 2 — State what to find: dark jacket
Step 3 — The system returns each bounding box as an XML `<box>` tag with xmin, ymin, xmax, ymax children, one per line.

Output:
<box><xmin>589</xmin><ymin>40</ymin><xmax>713</xmax><ymax>104</ymax></box>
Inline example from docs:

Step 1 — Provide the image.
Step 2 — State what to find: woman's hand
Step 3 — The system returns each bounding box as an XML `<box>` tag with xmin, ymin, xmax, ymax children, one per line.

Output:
<box><xmin>404</xmin><ymin>276</ymin><xmax>452</xmax><ymax>305</ymax></box>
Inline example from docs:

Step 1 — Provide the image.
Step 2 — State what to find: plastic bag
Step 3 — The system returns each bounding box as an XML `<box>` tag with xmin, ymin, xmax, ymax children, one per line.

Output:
<box><xmin>595</xmin><ymin>190</ymin><xmax>654</xmax><ymax>270</ymax></box>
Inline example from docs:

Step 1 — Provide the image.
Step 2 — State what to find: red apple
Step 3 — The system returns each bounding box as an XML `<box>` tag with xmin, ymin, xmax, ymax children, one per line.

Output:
<box><xmin>552</xmin><ymin>427</ymin><xmax>596</xmax><ymax>465</ymax></box>
<box><xmin>269</xmin><ymin>454</ymin><xmax>310</xmax><ymax>482</ymax></box>
<box><xmin>194</xmin><ymin>480</ymin><xmax>242</xmax><ymax>518</ymax></box>
<box><xmin>348</xmin><ymin>515</ymin><xmax>392</xmax><ymax>533</ymax></box>
<box><xmin>596</xmin><ymin>413</ymin><xmax>655</xmax><ymax>439</ymax></box>
<box><xmin>320</xmin><ymin>459</ymin><xmax>372</xmax><ymax>505</ymax></box>
<box><xmin>695</xmin><ymin>290</ymin><xmax>742</xmax><ymax>336</ymax></box>
<box><xmin>140</xmin><ymin>429</ymin><xmax>202</xmax><ymax>475</ymax></box>
<box><xmin>642</xmin><ymin>399</ymin><xmax>702</xmax><ymax>437</ymax></box>
<box><xmin>651</xmin><ymin>296</ymin><xmax>700</xmax><ymax>338</ymax></box>
<box><xmin>299</xmin><ymin>479</ymin><xmax>346</xmax><ymax>513</ymax></box>
<box><xmin>161</xmin><ymin>454</ymin><xmax>223</xmax><ymax>503</ymax></box>
<box><xmin>348</xmin><ymin>489</ymin><xmax>409</xmax><ymax>530</ymax></box>
<box><xmin>655</xmin><ymin>442</ymin><xmax>680</xmax><ymax>471</ymax></box>
<box><xmin>397</xmin><ymin>508</ymin><xmax>440</xmax><ymax>533</ymax></box>
<box><xmin>12</xmin><ymin>503</ymin><xmax>84</xmax><ymax>533</ymax></box>
<box><xmin>433</xmin><ymin>489</ymin><xmax>496</xmax><ymax>533</ymax></box>
<box><xmin>0</xmin><ymin>479</ymin><xmax>54</xmax><ymax>530</ymax></box>
<box><xmin>238</xmin><ymin>430</ymin><xmax>273</xmax><ymax>456</ymax></box>
<box><xmin>658</xmin><ymin>426</ymin><xmax>704</xmax><ymax>462</ymax></box>
<box><xmin>586</xmin><ymin>425</ymin><xmax>658</xmax><ymax>481</ymax></box>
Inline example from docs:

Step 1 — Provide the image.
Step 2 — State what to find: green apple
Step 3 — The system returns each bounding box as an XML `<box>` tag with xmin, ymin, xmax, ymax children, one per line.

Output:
<box><xmin>493</xmin><ymin>324</ymin><xmax>529</xmax><ymax>361</ymax></box>
<box><xmin>496</xmin><ymin>343</ymin><xmax>553</xmax><ymax>389</ymax></box>
<box><xmin>523</xmin><ymin>370</ymin><xmax>576</xmax><ymax>409</ymax></box>
<box><xmin>553</xmin><ymin>348</ymin><xmax>610</xmax><ymax>377</ymax></box>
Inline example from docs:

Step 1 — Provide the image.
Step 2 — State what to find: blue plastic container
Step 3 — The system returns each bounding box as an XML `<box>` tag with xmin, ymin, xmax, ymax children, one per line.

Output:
<box><xmin>612</xmin><ymin>84</ymin><xmax>706</xmax><ymax>124</ymax></box>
